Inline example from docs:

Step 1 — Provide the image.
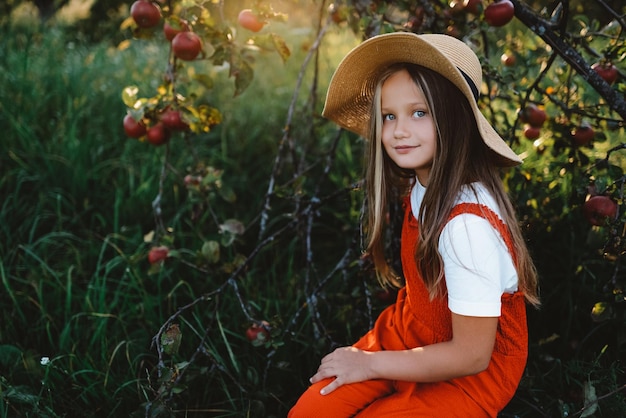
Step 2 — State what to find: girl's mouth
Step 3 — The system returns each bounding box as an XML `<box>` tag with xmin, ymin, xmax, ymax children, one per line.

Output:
<box><xmin>394</xmin><ymin>145</ymin><xmax>417</xmax><ymax>153</ymax></box>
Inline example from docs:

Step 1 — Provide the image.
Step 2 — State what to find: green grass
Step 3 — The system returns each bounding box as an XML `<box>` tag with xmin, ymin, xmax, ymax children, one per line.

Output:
<box><xmin>1</xmin><ymin>11</ymin><xmax>625</xmax><ymax>418</ymax></box>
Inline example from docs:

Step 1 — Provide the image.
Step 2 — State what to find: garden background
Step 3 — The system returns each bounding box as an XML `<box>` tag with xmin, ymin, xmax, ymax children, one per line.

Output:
<box><xmin>1</xmin><ymin>0</ymin><xmax>625</xmax><ymax>417</ymax></box>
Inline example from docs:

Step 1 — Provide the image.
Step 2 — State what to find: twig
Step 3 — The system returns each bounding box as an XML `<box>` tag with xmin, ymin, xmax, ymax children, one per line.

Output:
<box><xmin>151</xmin><ymin>182</ymin><xmax>357</xmax><ymax>361</ymax></box>
<box><xmin>594</xmin><ymin>0</ymin><xmax>626</xmax><ymax>30</ymax></box>
<box><xmin>585</xmin><ymin>142</ymin><xmax>626</xmax><ymax>174</ymax></box>
<box><xmin>511</xmin><ymin>0</ymin><xmax>626</xmax><ymax>120</ymax></box>
<box><xmin>152</xmin><ymin>144</ymin><xmax>170</xmax><ymax>240</ymax></box>
<box><xmin>258</xmin><ymin>16</ymin><xmax>331</xmax><ymax>239</ymax></box>
<box><xmin>570</xmin><ymin>383</ymin><xmax>626</xmax><ymax>418</ymax></box>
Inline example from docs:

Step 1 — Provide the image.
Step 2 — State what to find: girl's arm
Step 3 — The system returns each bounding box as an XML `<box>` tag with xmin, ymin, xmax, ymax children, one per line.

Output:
<box><xmin>309</xmin><ymin>313</ymin><xmax>498</xmax><ymax>395</ymax></box>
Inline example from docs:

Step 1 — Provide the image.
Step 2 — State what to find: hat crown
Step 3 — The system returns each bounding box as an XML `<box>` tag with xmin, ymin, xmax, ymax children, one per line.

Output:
<box><xmin>420</xmin><ymin>34</ymin><xmax>483</xmax><ymax>96</ymax></box>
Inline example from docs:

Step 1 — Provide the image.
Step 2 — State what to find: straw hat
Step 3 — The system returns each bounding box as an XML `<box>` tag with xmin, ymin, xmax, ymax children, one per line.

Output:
<box><xmin>322</xmin><ymin>32</ymin><xmax>522</xmax><ymax>166</ymax></box>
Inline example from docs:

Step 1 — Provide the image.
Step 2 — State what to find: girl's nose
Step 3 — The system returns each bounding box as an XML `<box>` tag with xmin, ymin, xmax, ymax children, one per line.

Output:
<box><xmin>393</xmin><ymin>118</ymin><xmax>410</xmax><ymax>139</ymax></box>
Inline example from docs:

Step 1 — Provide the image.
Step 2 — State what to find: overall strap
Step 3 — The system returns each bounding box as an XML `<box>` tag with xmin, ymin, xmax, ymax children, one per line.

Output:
<box><xmin>448</xmin><ymin>203</ymin><xmax>518</xmax><ymax>266</ymax></box>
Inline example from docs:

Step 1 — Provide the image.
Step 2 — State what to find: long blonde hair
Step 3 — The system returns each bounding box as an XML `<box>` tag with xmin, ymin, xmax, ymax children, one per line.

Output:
<box><xmin>363</xmin><ymin>63</ymin><xmax>540</xmax><ymax>307</ymax></box>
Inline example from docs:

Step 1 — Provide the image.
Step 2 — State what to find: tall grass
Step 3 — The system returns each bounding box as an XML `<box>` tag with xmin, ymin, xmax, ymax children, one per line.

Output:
<box><xmin>0</xmin><ymin>25</ymin><xmax>187</xmax><ymax>416</ymax></box>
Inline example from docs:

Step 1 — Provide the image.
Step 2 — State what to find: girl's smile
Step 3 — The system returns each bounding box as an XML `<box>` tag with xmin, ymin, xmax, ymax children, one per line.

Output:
<box><xmin>393</xmin><ymin>145</ymin><xmax>419</xmax><ymax>153</ymax></box>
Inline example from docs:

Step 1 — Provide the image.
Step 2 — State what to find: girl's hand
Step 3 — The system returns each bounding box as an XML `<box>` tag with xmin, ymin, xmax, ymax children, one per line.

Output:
<box><xmin>308</xmin><ymin>314</ymin><xmax>498</xmax><ymax>395</ymax></box>
<box><xmin>309</xmin><ymin>346</ymin><xmax>374</xmax><ymax>395</ymax></box>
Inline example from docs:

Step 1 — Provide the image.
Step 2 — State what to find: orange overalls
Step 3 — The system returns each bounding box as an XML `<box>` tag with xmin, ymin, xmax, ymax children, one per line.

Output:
<box><xmin>289</xmin><ymin>201</ymin><xmax>529</xmax><ymax>417</ymax></box>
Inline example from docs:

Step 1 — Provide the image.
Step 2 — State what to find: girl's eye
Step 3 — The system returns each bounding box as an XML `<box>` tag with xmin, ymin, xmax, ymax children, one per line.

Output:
<box><xmin>413</xmin><ymin>110</ymin><xmax>426</xmax><ymax>118</ymax></box>
<box><xmin>383</xmin><ymin>114</ymin><xmax>395</xmax><ymax>121</ymax></box>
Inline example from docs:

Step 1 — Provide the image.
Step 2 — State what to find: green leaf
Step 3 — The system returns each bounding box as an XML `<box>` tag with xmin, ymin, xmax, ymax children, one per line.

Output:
<box><xmin>211</xmin><ymin>45</ymin><xmax>230</xmax><ymax>66</ymax></box>
<box><xmin>219</xmin><ymin>219</ymin><xmax>243</xmax><ymax>247</ymax></box>
<box><xmin>271</xmin><ymin>33</ymin><xmax>291</xmax><ymax>63</ymax></box>
<box><xmin>219</xmin><ymin>185</ymin><xmax>237</xmax><ymax>203</ymax></box>
<box><xmin>607</xmin><ymin>163</ymin><xmax>624</xmax><ymax>179</ymax></box>
<box><xmin>121</xmin><ymin>85</ymin><xmax>140</xmax><ymax>108</ymax></box>
<box><xmin>581</xmin><ymin>380</ymin><xmax>598</xmax><ymax>417</ymax></box>
<box><xmin>0</xmin><ymin>344</ymin><xmax>23</xmax><ymax>368</ymax></box>
<box><xmin>193</xmin><ymin>73</ymin><xmax>214</xmax><ymax>90</ymax></box>
<box><xmin>160</xmin><ymin>324</ymin><xmax>182</xmax><ymax>356</ymax></box>
<box><xmin>4</xmin><ymin>386</ymin><xmax>39</xmax><ymax>405</ymax></box>
<box><xmin>231</xmin><ymin>57</ymin><xmax>254</xmax><ymax>97</ymax></box>
<box><xmin>590</xmin><ymin>302</ymin><xmax>612</xmax><ymax>322</ymax></box>
<box><xmin>219</xmin><ymin>219</ymin><xmax>245</xmax><ymax>235</ymax></box>
<box><xmin>171</xmin><ymin>385</ymin><xmax>187</xmax><ymax>394</ymax></box>
<box><xmin>201</xmin><ymin>240</ymin><xmax>220</xmax><ymax>264</ymax></box>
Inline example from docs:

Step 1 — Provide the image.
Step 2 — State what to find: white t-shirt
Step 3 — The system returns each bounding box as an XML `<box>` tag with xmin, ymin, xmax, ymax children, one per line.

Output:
<box><xmin>410</xmin><ymin>181</ymin><xmax>518</xmax><ymax>318</ymax></box>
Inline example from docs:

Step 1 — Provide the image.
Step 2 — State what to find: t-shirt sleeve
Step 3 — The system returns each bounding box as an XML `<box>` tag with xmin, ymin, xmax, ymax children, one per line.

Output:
<box><xmin>439</xmin><ymin>214</ymin><xmax>518</xmax><ymax>317</ymax></box>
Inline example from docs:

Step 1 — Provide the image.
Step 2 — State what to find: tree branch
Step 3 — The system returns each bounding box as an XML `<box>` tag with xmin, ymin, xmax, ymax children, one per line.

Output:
<box><xmin>511</xmin><ymin>0</ymin><xmax>626</xmax><ymax>120</ymax></box>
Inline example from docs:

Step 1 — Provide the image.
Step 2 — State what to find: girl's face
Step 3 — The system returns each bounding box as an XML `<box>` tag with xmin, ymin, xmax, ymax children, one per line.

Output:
<box><xmin>380</xmin><ymin>69</ymin><xmax>437</xmax><ymax>185</ymax></box>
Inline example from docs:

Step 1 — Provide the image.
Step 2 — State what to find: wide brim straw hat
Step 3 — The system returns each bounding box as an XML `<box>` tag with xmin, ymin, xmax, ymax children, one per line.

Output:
<box><xmin>322</xmin><ymin>32</ymin><xmax>522</xmax><ymax>166</ymax></box>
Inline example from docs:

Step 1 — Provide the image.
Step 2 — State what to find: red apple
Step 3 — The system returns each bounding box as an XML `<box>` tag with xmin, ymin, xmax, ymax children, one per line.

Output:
<box><xmin>484</xmin><ymin>0</ymin><xmax>514</xmax><ymax>27</ymax></box>
<box><xmin>146</xmin><ymin>122</ymin><xmax>171</xmax><ymax>146</ymax></box>
<box><xmin>501</xmin><ymin>52</ymin><xmax>516</xmax><ymax>67</ymax></box>
<box><xmin>592</xmin><ymin>62</ymin><xmax>618</xmax><ymax>85</ymax></box>
<box><xmin>148</xmin><ymin>246</ymin><xmax>169</xmax><ymax>264</ymax></box>
<box><xmin>582</xmin><ymin>195</ymin><xmax>618</xmax><ymax>226</ymax></box>
<box><xmin>123</xmin><ymin>114</ymin><xmax>147</xmax><ymax>138</ymax></box>
<box><xmin>246</xmin><ymin>321</ymin><xmax>270</xmax><ymax>346</ymax></box>
<box><xmin>160</xmin><ymin>108</ymin><xmax>189</xmax><ymax>131</ymax></box>
<box><xmin>184</xmin><ymin>174</ymin><xmax>202</xmax><ymax>186</ymax></box>
<box><xmin>163</xmin><ymin>19</ymin><xmax>189</xmax><ymax>42</ymax></box>
<box><xmin>463</xmin><ymin>0</ymin><xmax>483</xmax><ymax>15</ymax></box>
<box><xmin>238</xmin><ymin>9</ymin><xmax>265</xmax><ymax>32</ymax></box>
<box><xmin>172</xmin><ymin>31</ymin><xmax>202</xmax><ymax>61</ymax></box>
<box><xmin>448</xmin><ymin>0</ymin><xmax>465</xmax><ymax>15</ymax></box>
<box><xmin>444</xmin><ymin>24</ymin><xmax>461</xmax><ymax>38</ymax></box>
<box><xmin>571</xmin><ymin>123</ymin><xmax>594</xmax><ymax>146</ymax></box>
<box><xmin>130</xmin><ymin>0</ymin><xmax>161</xmax><ymax>28</ymax></box>
<box><xmin>408</xmin><ymin>7</ymin><xmax>425</xmax><ymax>31</ymax></box>
<box><xmin>328</xmin><ymin>3</ymin><xmax>349</xmax><ymax>24</ymax></box>
<box><xmin>523</xmin><ymin>125</ymin><xmax>541</xmax><ymax>140</ymax></box>
<box><xmin>519</xmin><ymin>104</ymin><xmax>546</xmax><ymax>128</ymax></box>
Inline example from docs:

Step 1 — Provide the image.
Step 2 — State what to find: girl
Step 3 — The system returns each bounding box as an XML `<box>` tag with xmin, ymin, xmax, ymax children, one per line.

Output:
<box><xmin>289</xmin><ymin>32</ymin><xmax>540</xmax><ymax>417</ymax></box>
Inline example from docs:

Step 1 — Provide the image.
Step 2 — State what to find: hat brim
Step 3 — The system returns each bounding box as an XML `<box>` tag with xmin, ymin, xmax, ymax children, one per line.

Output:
<box><xmin>322</xmin><ymin>32</ymin><xmax>522</xmax><ymax>166</ymax></box>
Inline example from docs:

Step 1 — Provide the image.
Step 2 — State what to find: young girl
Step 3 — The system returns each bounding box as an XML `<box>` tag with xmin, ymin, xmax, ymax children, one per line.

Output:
<box><xmin>289</xmin><ymin>33</ymin><xmax>540</xmax><ymax>417</ymax></box>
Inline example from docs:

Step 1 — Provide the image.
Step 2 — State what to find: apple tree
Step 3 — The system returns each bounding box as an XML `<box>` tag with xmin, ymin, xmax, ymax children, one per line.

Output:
<box><xmin>119</xmin><ymin>0</ymin><xmax>297</xmax><ymax>413</ymax></box>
